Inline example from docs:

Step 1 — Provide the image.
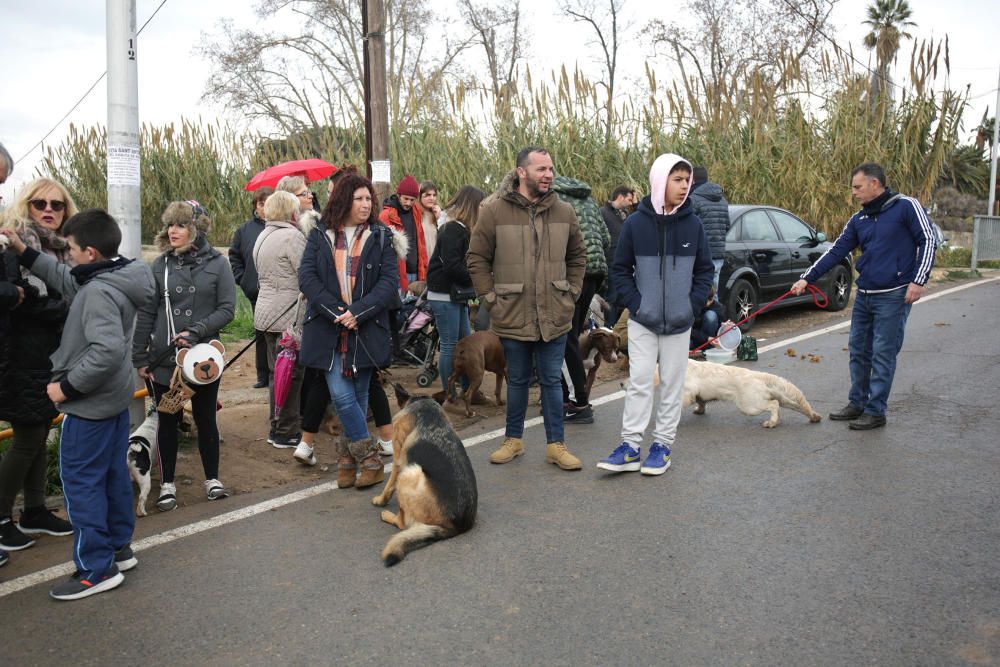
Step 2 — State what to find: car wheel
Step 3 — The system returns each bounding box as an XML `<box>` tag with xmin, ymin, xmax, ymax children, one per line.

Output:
<box><xmin>726</xmin><ymin>278</ymin><xmax>758</xmax><ymax>332</ymax></box>
<box><xmin>826</xmin><ymin>265</ymin><xmax>851</xmax><ymax>312</ymax></box>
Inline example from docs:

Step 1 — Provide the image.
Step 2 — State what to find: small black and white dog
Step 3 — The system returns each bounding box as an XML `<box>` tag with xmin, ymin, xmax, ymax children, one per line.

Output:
<box><xmin>128</xmin><ymin>411</ymin><xmax>159</xmax><ymax>517</ymax></box>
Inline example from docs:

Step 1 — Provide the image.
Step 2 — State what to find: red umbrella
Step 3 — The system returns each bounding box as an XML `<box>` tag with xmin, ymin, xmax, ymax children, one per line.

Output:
<box><xmin>244</xmin><ymin>159</ymin><xmax>337</xmax><ymax>191</ymax></box>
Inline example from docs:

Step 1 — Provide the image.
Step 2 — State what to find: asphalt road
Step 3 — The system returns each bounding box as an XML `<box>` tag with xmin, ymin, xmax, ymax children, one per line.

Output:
<box><xmin>3</xmin><ymin>278</ymin><xmax>999</xmax><ymax>666</ymax></box>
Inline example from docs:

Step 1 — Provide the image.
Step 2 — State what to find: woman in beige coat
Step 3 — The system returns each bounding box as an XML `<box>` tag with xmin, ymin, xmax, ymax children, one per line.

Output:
<box><xmin>253</xmin><ymin>191</ymin><xmax>315</xmax><ymax>452</ymax></box>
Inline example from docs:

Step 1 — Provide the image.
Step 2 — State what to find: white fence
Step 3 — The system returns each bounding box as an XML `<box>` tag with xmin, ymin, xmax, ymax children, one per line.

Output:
<box><xmin>972</xmin><ymin>216</ymin><xmax>1000</xmax><ymax>269</ymax></box>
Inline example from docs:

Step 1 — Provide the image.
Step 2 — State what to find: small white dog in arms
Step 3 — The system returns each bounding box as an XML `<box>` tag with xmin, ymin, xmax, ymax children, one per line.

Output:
<box><xmin>682</xmin><ymin>359</ymin><xmax>822</xmax><ymax>428</ymax></box>
<box><xmin>128</xmin><ymin>411</ymin><xmax>159</xmax><ymax>516</ymax></box>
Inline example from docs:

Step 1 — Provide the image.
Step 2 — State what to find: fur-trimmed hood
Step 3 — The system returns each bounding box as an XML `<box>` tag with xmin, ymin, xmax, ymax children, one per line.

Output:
<box><xmin>388</xmin><ymin>225</ymin><xmax>409</xmax><ymax>260</ymax></box>
<box><xmin>155</xmin><ymin>201</ymin><xmax>213</xmax><ymax>253</ymax></box>
<box><xmin>298</xmin><ymin>209</ymin><xmax>320</xmax><ymax>237</ymax></box>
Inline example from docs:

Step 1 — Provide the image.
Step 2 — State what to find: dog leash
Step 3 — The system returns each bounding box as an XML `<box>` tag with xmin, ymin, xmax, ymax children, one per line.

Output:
<box><xmin>690</xmin><ymin>284</ymin><xmax>828</xmax><ymax>355</ymax></box>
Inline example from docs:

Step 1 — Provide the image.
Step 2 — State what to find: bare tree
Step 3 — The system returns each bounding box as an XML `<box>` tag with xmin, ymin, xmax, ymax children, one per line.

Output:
<box><xmin>559</xmin><ymin>0</ymin><xmax>625</xmax><ymax>145</ymax></box>
<box><xmin>645</xmin><ymin>0</ymin><xmax>838</xmax><ymax>122</ymax></box>
<box><xmin>199</xmin><ymin>0</ymin><xmax>471</xmax><ymax>139</ymax></box>
<box><xmin>457</xmin><ymin>0</ymin><xmax>526</xmax><ymax>119</ymax></box>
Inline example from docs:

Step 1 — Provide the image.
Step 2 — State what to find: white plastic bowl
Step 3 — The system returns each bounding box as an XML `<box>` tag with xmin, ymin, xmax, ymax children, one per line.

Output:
<box><xmin>715</xmin><ymin>324</ymin><xmax>742</xmax><ymax>351</ymax></box>
<box><xmin>705</xmin><ymin>348</ymin><xmax>737</xmax><ymax>364</ymax></box>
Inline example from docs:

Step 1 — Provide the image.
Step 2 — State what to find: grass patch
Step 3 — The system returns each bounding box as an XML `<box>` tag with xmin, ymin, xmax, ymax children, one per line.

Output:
<box><xmin>222</xmin><ymin>291</ymin><xmax>255</xmax><ymax>344</ymax></box>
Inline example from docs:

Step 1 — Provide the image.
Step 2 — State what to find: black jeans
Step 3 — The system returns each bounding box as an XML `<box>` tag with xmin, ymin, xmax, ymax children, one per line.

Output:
<box><xmin>249</xmin><ymin>298</ymin><xmax>269</xmax><ymax>385</ymax></box>
<box><xmin>562</xmin><ymin>275</ymin><xmax>601</xmax><ymax>406</ymax></box>
<box><xmin>152</xmin><ymin>379</ymin><xmax>221</xmax><ymax>484</ymax></box>
<box><xmin>0</xmin><ymin>420</ymin><xmax>50</xmax><ymax>517</ymax></box>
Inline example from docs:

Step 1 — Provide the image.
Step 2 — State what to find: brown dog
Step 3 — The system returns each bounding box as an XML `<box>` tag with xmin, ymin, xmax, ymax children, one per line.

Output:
<box><xmin>580</xmin><ymin>326</ymin><xmax>620</xmax><ymax>395</ymax></box>
<box><xmin>372</xmin><ymin>396</ymin><xmax>477</xmax><ymax>566</ymax></box>
<box><xmin>447</xmin><ymin>331</ymin><xmax>506</xmax><ymax>417</ymax></box>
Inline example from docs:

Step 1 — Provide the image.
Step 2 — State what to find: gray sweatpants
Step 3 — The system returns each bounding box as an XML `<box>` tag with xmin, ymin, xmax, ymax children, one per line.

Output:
<box><xmin>620</xmin><ymin>320</ymin><xmax>690</xmax><ymax>448</ymax></box>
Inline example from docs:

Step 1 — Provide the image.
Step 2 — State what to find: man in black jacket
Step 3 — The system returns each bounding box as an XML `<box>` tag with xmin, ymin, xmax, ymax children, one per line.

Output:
<box><xmin>600</xmin><ymin>185</ymin><xmax>635</xmax><ymax>327</ymax></box>
<box><xmin>228</xmin><ymin>187</ymin><xmax>273</xmax><ymax>388</ymax></box>
<box><xmin>689</xmin><ymin>167</ymin><xmax>730</xmax><ymax>290</ymax></box>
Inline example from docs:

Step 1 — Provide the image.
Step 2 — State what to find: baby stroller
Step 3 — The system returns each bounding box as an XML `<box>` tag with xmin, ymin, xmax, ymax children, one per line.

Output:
<box><xmin>396</xmin><ymin>292</ymin><xmax>440</xmax><ymax>388</ymax></box>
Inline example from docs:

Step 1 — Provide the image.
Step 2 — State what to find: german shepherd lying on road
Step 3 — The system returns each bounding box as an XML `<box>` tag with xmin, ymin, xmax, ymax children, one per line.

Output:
<box><xmin>372</xmin><ymin>396</ymin><xmax>478</xmax><ymax>566</ymax></box>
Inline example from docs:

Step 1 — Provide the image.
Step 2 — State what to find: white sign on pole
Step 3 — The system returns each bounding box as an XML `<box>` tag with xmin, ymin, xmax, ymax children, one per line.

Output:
<box><xmin>107</xmin><ymin>144</ymin><xmax>141</xmax><ymax>187</ymax></box>
<box><xmin>371</xmin><ymin>160</ymin><xmax>391</xmax><ymax>184</ymax></box>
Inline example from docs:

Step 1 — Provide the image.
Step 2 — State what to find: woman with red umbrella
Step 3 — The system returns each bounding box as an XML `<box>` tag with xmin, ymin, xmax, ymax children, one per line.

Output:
<box><xmin>298</xmin><ymin>174</ymin><xmax>400</xmax><ymax>489</ymax></box>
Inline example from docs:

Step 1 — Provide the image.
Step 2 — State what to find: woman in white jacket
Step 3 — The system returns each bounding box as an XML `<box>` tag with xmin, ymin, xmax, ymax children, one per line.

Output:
<box><xmin>253</xmin><ymin>191</ymin><xmax>314</xmax><ymax>452</ymax></box>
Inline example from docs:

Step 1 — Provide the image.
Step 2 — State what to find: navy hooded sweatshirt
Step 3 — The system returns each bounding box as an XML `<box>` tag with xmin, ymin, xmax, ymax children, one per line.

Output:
<box><xmin>612</xmin><ymin>154</ymin><xmax>715</xmax><ymax>335</ymax></box>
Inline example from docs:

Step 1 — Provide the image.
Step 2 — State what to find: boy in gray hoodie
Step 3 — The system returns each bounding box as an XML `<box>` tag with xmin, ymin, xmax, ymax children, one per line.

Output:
<box><xmin>3</xmin><ymin>209</ymin><xmax>155</xmax><ymax>600</ymax></box>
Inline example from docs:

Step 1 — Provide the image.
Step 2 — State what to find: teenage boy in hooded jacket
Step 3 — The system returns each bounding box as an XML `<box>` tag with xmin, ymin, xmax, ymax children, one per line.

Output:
<box><xmin>598</xmin><ymin>154</ymin><xmax>714</xmax><ymax>476</ymax></box>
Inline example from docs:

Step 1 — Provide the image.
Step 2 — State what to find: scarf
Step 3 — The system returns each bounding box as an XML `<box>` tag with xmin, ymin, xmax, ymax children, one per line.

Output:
<box><xmin>333</xmin><ymin>222</ymin><xmax>368</xmax><ymax>377</ymax></box>
<box><xmin>70</xmin><ymin>257</ymin><xmax>131</xmax><ymax>285</ymax></box>
<box><xmin>861</xmin><ymin>188</ymin><xmax>894</xmax><ymax>216</ymax></box>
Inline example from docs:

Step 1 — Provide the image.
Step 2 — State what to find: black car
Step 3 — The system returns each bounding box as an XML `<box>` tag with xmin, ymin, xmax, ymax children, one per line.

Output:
<box><xmin>718</xmin><ymin>205</ymin><xmax>853</xmax><ymax>331</ymax></box>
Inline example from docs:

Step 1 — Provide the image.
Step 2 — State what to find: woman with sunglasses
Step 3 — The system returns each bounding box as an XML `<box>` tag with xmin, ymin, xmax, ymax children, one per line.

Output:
<box><xmin>298</xmin><ymin>173</ymin><xmax>400</xmax><ymax>490</ymax></box>
<box><xmin>4</xmin><ymin>178</ymin><xmax>79</xmax><ymax>266</ymax></box>
<box><xmin>0</xmin><ymin>179</ymin><xmax>78</xmax><ymax>555</ymax></box>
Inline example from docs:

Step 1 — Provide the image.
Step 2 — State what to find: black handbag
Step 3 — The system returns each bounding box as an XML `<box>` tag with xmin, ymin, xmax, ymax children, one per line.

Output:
<box><xmin>450</xmin><ymin>284</ymin><xmax>477</xmax><ymax>303</ymax></box>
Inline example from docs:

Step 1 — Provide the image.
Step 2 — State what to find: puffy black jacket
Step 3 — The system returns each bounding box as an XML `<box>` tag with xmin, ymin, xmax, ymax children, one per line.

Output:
<box><xmin>0</xmin><ymin>249</ymin><xmax>66</xmax><ymax>424</ymax></box>
<box><xmin>689</xmin><ymin>181</ymin><xmax>730</xmax><ymax>259</ymax></box>
<box><xmin>228</xmin><ymin>214</ymin><xmax>266</xmax><ymax>302</ymax></box>
<box><xmin>426</xmin><ymin>219</ymin><xmax>472</xmax><ymax>296</ymax></box>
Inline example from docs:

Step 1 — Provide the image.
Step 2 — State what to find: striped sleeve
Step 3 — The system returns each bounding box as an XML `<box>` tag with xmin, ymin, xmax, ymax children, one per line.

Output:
<box><xmin>903</xmin><ymin>196</ymin><xmax>936</xmax><ymax>285</ymax></box>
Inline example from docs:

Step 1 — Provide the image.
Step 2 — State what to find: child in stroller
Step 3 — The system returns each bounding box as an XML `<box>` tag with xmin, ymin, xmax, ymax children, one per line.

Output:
<box><xmin>395</xmin><ymin>285</ymin><xmax>440</xmax><ymax>388</ymax></box>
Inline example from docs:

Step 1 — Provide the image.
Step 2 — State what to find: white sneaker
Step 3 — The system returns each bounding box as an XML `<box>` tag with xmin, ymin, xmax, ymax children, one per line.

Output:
<box><xmin>156</xmin><ymin>483</ymin><xmax>177</xmax><ymax>512</ymax></box>
<box><xmin>378</xmin><ymin>438</ymin><xmax>394</xmax><ymax>456</ymax></box>
<box><xmin>293</xmin><ymin>442</ymin><xmax>317</xmax><ymax>466</ymax></box>
<box><xmin>204</xmin><ymin>479</ymin><xmax>230</xmax><ymax>500</ymax></box>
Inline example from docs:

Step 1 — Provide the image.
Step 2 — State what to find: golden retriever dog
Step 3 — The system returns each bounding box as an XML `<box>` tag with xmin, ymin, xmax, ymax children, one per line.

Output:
<box><xmin>683</xmin><ymin>359</ymin><xmax>822</xmax><ymax>428</ymax></box>
<box><xmin>371</xmin><ymin>396</ymin><xmax>478</xmax><ymax>566</ymax></box>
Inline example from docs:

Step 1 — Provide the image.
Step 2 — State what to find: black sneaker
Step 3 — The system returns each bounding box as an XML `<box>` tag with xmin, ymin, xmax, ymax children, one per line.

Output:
<box><xmin>848</xmin><ymin>413</ymin><xmax>887</xmax><ymax>430</ymax></box>
<box><xmin>50</xmin><ymin>564</ymin><xmax>124</xmax><ymax>601</ymax></box>
<box><xmin>564</xmin><ymin>403</ymin><xmax>594</xmax><ymax>424</ymax></box>
<box><xmin>269</xmin><ymin>434</ymin><xmax>301</xmax><ymax>449</ymax></box>
<box><xmin>253</xmin><ymin>378</ymin><xmax>269</xmax><ymax>389</ymax></box>
<box><xmin>115</xmin><ymin>544</ymin><xmax>138</xmax><ymax>572</ymax></box>
<box><xmin>0</xmin><ymin>517</ymin><xmax>35</xmax><ymax>551</ymax></box>
<box><xmin>0</xmin><ymin>549</ymin><xmax>8</xmax><ymax>568</ymax></box>
<box><xmin>18</xmin><ymin>506</ymin><xmax>73</xmax><ymax>536</ymax></box>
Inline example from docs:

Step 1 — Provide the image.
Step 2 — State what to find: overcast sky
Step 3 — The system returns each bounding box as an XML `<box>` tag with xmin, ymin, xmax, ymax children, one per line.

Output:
<box><xmin>1</xmin><ymin>0</ymin><xmax>996</xmax><ymax>201</ymax></box>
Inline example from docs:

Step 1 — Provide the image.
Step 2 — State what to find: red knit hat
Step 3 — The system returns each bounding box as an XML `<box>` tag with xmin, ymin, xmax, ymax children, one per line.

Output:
<box><xmin>396</xmin><ymin>175</ymin><xmax>420</xmax><ymax>198</ymax></box>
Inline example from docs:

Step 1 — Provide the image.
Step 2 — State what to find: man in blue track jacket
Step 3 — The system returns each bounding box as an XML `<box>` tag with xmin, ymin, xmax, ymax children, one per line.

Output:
<box><xmin>792</xmin><ymin>163</ymin><xmax>936</xmax><ymax>430</ymax></box>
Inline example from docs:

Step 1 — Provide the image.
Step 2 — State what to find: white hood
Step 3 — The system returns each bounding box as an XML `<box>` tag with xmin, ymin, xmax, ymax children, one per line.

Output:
<box><xmin>649</xmin><ymin>153</ymin><xmax>693</xmax><ymax>215</ymax></box>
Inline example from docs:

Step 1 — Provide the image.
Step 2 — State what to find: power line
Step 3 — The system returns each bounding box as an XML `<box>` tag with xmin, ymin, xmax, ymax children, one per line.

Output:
<box><xmin>15</xmin><ymin>0</ymin><xmax>170</xmax><ymax>165</ymax></box>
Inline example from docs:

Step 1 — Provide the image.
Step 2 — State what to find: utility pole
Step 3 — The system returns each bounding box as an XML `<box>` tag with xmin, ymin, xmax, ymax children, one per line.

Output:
<box><xmin>107</xmin><ymin>0</ymin><xmax>141</xmax><ymax>259</ymax></box>
<box><xmin>988</xmin><ymin>66</ymin><xmax>1000</xmax><ymax>217</ymax></box>
<box><xmin>107</xmin><ymin>0</ymin><xmax>145</xmax><ymax>426</ymax></box>
<box><xmin>363</xmin><ymin>0</ymin><xmax>391</xmax><ymax>202</ymax></box>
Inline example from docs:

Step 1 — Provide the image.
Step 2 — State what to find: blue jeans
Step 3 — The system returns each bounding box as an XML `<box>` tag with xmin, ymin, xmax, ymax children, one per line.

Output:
<box><xmin>502</xmin><ymin>335</ymin><xmax>567</xmax><ymax>443</ymax></box>
<box><xmin>429</xmin><ymin>300</ymin><xmax>470</xmax><ymax>395</ymax></box>
<box><xmin>847</xmin><ymin>288</ymin><xmax>911</xmax><ymax>416</ymax></box>
<box><xmin>324</xmin><ymin>355</ymin><xmax>373</xmax><ymax>442</ymax></box>
<box><xmin>701</xmin><ymin>308</ymin><xmax>720</xmax><ymax>341</ymax></box>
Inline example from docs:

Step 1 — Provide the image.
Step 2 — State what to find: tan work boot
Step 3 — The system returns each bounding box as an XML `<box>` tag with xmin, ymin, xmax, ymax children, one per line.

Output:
<box><xmin>490</xmin><ymin>437</ymin><xmax>524</xmax><ymax>464</ymax></box>
<box><xmin>546</xmin><ymin>442</ymin><xmax>582</xmax><ymax>470</ymax></box>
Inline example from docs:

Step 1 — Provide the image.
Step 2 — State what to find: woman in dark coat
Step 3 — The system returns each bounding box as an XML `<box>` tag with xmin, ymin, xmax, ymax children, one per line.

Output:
<box><xmin>298</xmin><ymin>174</ymin><xmax>399</xmax><ymax>490</ymax></box>
<box><xmin>0</xmin><ymin>191</ymin><xmax>75</xmax><ymax>552</ymax></box>
<box><xmin>133</xmin><ymin>201</ymin><xmax>236</xmax><ymax>511</ymax></box>
<box><xmin>425</xmin><ymin>185</ymin><xmax>485</xmax><ymax>399</ymax></box>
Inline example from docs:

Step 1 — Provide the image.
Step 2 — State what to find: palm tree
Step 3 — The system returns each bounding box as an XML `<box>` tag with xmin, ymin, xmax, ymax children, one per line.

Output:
<box><xmin>862</xmin><ymin>0</ymin><xmax>916</xmax><ymax>102</ymax></box>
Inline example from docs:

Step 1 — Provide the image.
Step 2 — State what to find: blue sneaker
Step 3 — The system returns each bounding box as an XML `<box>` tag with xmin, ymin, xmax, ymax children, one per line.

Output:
<box><xmin>596</xmin><ymin>442</ymin><xmax>641</xmax><ymax>472</ymax></box>
<box><xmin>640</xmin><ymin>442</ymin><xmax>671</xmax><ymax>475</ymax></box>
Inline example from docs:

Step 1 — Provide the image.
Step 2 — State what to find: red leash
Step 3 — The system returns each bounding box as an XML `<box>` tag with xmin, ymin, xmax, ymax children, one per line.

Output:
<box><xmin>689</xmin><ymin>284</ymin><xmax>828</xmax><ymax>355</ymax></box>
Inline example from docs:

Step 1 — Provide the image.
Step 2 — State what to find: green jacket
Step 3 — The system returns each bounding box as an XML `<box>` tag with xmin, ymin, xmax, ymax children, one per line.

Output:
<box><xmin>551</xmin><ymin>175</ymin><xmax>610</xmax><ymax>280</ymax></box>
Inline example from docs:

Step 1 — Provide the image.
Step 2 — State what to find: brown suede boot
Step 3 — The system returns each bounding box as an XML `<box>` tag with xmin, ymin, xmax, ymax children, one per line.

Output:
<box><xmin>334</xmin><ymin>438</ymin><xmax>356</xmax><ymax>488</ymax></box>
<box><xmin>349</xmin><ymin>438</ymin><xmax>385</xmax><ymax>489</ymax></box>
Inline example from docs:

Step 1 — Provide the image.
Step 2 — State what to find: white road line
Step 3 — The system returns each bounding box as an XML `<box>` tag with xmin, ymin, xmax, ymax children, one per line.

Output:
<box><xmin>3</xmin><ymin>276</ymin><xmax>996</xmax><ymax>598</ymax></box>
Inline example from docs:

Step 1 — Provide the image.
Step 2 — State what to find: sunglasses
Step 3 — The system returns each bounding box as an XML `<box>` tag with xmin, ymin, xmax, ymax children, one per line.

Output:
<box><xmin>29</xmin><ymin>199</ymin><xmax>67</xmax><ymax>213</ymax></box>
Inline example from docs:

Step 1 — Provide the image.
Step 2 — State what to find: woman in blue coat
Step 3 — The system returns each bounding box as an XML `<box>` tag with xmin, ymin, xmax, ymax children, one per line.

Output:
<box><xmin>298</xmin><ymin>174</ymin><xmax>399</xmax><ymax>490</ymax></box>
